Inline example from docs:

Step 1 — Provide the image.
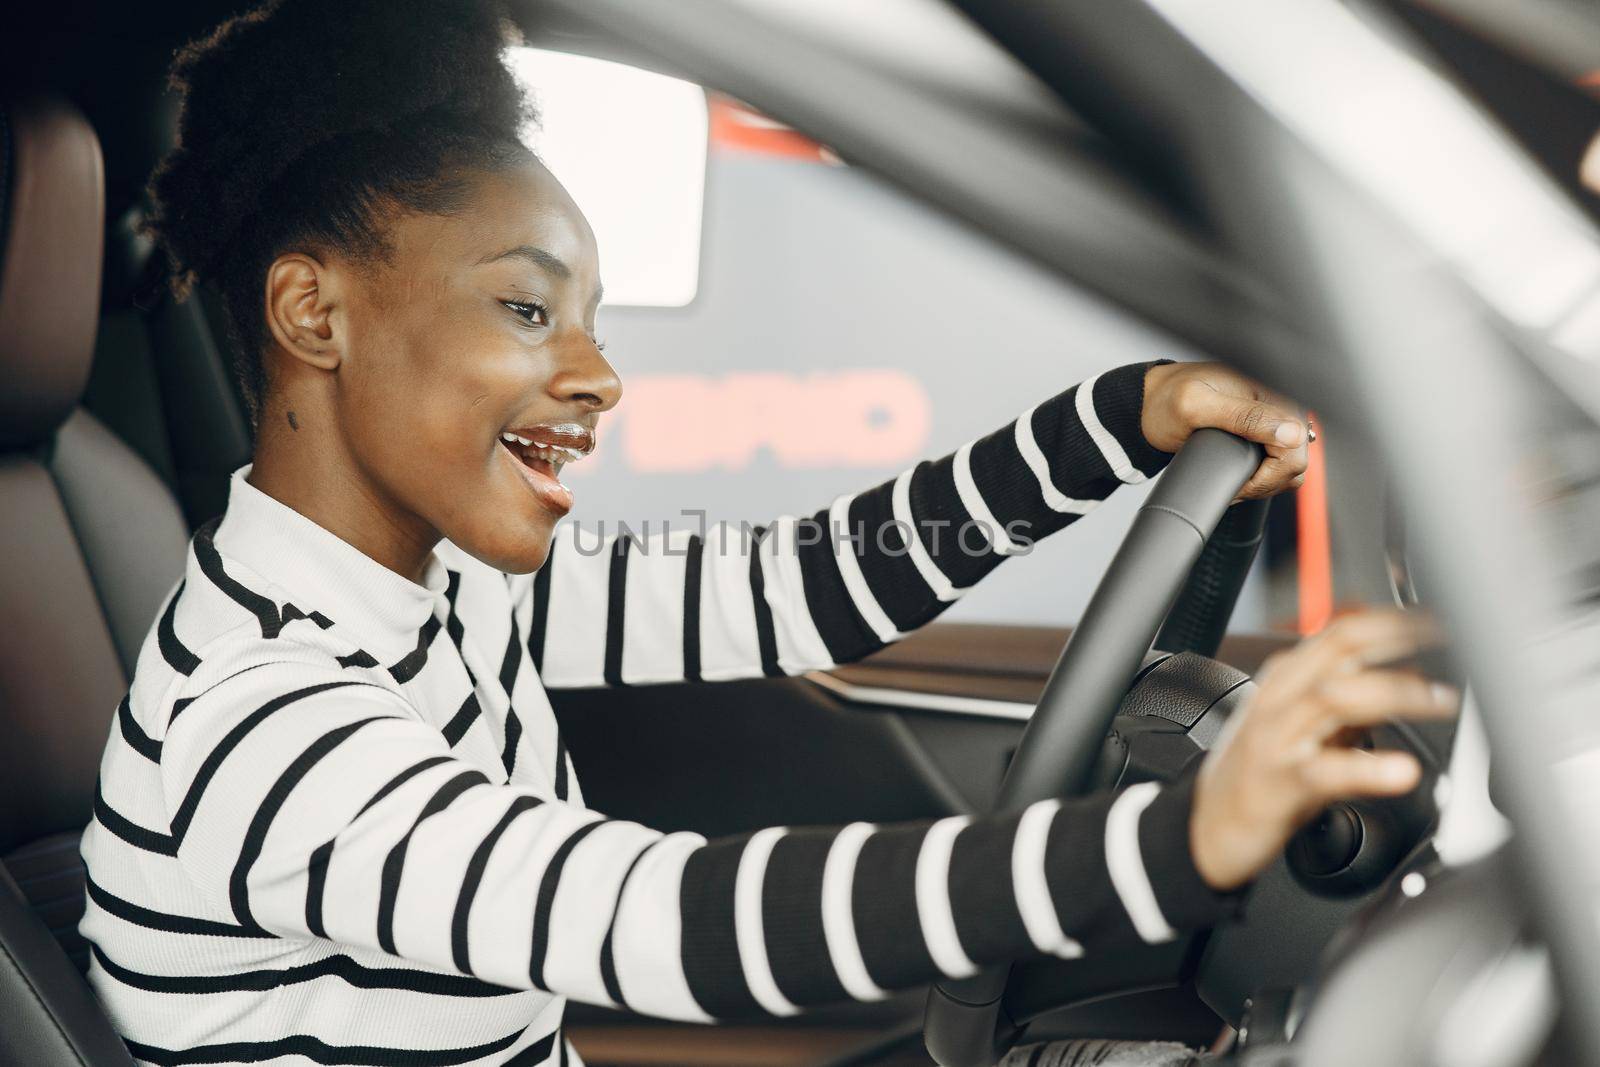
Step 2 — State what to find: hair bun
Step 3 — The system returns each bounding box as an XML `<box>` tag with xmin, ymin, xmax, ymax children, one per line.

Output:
<box><xmin>148</xmin><ymin>0</ymin><xmax>530</xmax><ymax>287</ymax></box>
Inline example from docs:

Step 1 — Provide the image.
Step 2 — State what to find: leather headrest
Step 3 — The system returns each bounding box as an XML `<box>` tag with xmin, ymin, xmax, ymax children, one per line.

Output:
<box><xmin>0</xmin><ymin>97</ymin><xmax>105</xmax><ymax>449</ymax></box>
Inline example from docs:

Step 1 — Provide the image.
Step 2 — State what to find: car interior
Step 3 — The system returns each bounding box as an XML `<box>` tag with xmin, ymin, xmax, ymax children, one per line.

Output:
<box><xmin>5</xmin><ymin>1</ymin><xmax>1600</xmax><ymax>1066</ymax></box>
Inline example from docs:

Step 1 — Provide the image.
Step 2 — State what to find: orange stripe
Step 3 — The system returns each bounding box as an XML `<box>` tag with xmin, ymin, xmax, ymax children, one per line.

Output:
<box><xmin>708</xmin><ymin>95</ymin><xmax>835</xmax><ymax>163</ymax></box>
<box><xmin>1297</xmin><ymin>418</ymin><xmax>1334</xmax><ymax>635</ymax></box>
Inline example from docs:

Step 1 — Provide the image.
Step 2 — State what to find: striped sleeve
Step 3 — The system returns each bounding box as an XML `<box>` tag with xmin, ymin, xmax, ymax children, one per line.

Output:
<box><xmin>527</xmin><ymin>361</ymin><xmax>1173</xmax><ymax>688</ymax></box>
<box><xmin>154</xmin><ymin>661</ymin><xmax>1234</xmax><ymax>1023</ymax></box>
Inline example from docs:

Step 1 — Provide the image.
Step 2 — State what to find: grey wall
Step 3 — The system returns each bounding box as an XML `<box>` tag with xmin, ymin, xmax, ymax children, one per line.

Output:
<box><xmin>567</xmin><ymin>150</ymin><xmax>1269</xmax><ymax>628</ymax></box>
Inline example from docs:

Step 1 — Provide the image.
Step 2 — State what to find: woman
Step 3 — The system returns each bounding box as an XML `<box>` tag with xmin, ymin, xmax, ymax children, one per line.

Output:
<box><xmin>79</xmin><ymin>1</ymin><xmax>1454</xmax><ymax>1063</ymax></box>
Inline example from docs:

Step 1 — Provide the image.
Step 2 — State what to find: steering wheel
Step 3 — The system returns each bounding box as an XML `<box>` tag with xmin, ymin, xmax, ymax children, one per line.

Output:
<box><xmin>921</xmin><ymin>427</ymin><xmax>1264</xmax><ymax>1067</ymax></box>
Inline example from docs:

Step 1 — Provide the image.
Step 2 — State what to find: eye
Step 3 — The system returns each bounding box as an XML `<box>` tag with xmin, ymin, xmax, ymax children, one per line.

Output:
<box><xmin>502</xmin><ymin>299</ymin><xmax>549</xmax><ymax>327</ymax></box>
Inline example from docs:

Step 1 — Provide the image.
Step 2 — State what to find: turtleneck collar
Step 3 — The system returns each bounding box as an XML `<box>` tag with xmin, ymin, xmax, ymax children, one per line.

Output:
<box><xmin>211</xmin><ymin>466</ymin><xmax>449</xmax><ymax>661</ymax></box>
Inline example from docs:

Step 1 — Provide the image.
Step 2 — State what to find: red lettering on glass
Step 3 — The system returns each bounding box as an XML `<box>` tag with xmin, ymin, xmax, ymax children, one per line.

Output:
<box><xmin>608</xmin><ymin>370</ymin><xmax>932</xmax><ymax>473</ymax></box>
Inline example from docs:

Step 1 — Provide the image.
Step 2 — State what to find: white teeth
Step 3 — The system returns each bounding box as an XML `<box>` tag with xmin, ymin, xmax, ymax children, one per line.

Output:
<box><xmin>501</xmin><ymin>431</ymin><xmax>588</xmax><ymax>465</ymax></box>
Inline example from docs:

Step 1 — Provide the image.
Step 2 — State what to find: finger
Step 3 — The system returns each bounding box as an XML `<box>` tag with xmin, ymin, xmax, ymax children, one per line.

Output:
<box><xmin>1200</xmin><ymin>392</ymin><xmax>1307</xmax><ymax>450</ymax></box>
<box><xmin>1261</xmin><ymin>390</ymin><xmax>1311</xmax><ymax>461</ymax></box>
<box><xmin>1305</xmin><ymin>669</ymin><xmax>1460</xmax><ymax>737</ymax></box>
<box><xmin>1280</xmin><ymin>437</ymin><xmax>1310</xmax><ymax>476</ymax></box>
<box><xmin>1266</xmin><ymin>429</ymin><xmax>1311</xmax><ymax>468</ymax></box>
<box><xmin>1302</xmin><ymin>749</ymin><xmax>1422</xmax><ymax>805</ymax></box>
<box><xmin>1259</xmin><ymin>610</ymin><xmax>1441</xmax><ymax>706</ymax></box>
<box><xmin>1238</xmin><ymin>450</ymin><xmax>1311</xmax><ymax>499</ymax></box>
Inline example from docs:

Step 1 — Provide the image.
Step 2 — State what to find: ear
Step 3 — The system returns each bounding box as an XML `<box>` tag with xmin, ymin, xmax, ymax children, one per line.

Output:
<box><xmin>264</xmin><ymin>253</ymin><xmax>341</xmax><ymax>371</ymax></box>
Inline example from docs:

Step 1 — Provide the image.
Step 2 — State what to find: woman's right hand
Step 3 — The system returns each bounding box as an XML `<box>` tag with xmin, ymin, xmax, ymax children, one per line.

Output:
<box><xmin>1189</xmin><ymin>609</ymin><xmax>1458</xmax><ymax>891</ymax></box>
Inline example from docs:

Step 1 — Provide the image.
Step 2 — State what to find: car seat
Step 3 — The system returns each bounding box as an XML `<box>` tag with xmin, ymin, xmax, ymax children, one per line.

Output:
<box><xmin>86</xmin><ymin>198</ymin><xmax>253</xmax><ymax>531</ymax></box>
<box><xmin>0</xmin><ymin>92</ymin><xmax>188</xmax><ymax>1067</ymax></box>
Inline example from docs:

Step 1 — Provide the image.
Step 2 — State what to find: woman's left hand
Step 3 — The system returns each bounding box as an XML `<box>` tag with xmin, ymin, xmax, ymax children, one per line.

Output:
<box><xmin>1141</xmin><ymin>361</ymin><xmax>1310</xmax><ymax>499</ymax></box>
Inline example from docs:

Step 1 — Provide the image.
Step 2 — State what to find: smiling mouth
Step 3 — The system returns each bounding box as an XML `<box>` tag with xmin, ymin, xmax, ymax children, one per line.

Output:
<box><xmin>499</xmin><ymin>423</ymin><xmax>594</xmax><ymax>515</ymax></box>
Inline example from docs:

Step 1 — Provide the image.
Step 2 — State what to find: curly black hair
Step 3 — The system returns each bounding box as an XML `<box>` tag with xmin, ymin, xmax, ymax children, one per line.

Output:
<box><xmin>145</xmin><ymin>0</ymin><xmax>537</xmax><ymax>417</ymax></box>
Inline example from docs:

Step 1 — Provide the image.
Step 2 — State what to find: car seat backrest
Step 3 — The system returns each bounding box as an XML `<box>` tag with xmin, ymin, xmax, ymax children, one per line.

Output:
<box><xmin>88</xmin><ymin>203</ymin><xmax>254</xmax><ymax>529</ymax></box>
<box><xmin>0</xmin><ymin>93</ymin><xmax>178</xmax><ymax>1066</ymax></box>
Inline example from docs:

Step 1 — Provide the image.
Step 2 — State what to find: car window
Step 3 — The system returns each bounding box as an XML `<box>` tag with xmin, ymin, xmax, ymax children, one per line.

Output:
<box><xmin>515</xmin><ymin>49</ymin><xmax>1298</xmax><ymax>631</ymax></box>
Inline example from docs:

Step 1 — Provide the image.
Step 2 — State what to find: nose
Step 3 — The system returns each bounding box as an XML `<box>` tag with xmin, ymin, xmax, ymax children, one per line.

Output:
<box><xmin>549</xmin><ymin>336</ymin><xmax>622</xmax><ymax>413</ymax></box>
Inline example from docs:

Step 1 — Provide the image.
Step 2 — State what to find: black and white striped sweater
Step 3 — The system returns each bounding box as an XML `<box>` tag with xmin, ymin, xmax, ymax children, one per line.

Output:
<box><xmin>80</xmin><ymin>362</ymin><xmax>1234</xmax><ymax>1067</ymax></box>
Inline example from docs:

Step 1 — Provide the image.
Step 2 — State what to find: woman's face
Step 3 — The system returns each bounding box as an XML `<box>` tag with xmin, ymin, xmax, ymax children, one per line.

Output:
<box><xmin>325</xmin><ymin>158</ymin><xmax>619</xmax><ymax>574</ymax></box>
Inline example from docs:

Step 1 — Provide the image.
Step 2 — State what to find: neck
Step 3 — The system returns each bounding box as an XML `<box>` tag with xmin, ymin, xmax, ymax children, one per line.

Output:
<box><xmin>249</xmin><ymin>397</ymin><xmax>439</xmax><ymax>585</ymax></box>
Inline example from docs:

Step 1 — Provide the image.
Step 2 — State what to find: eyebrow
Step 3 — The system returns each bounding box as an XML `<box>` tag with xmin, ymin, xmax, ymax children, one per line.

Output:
<box><xmin>478</xmin><ymin>243</ymin><xmax>604</xmax><ymax>305</ymax></box>
<box><xmin>478</xmin><ymin>244</ymin><xmax>571</xmax><ymax>278</ymax></box>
